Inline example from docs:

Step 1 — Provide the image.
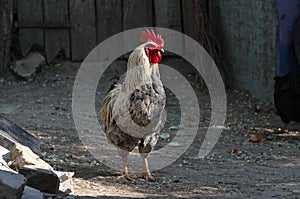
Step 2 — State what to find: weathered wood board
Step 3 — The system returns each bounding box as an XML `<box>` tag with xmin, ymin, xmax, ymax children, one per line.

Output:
<box><xmin>180</xmin><ymin>0</ymin><xmax>198</xmax><ymax>58</ymax></box>
<box><xmin>44</xmin><ymin>0</ymin><xmax>70</xmax><ymax>63</ymax></box>
<box><xmin>18</xmin><ymin>0</ymin><xmax>44</xmax><ymax>57</ymax></box>
<box><xmin>122</xmin><ymin>0</ymin><xmax>153</xmax><ymax>58</ymax></box>
<box><xmin>15</xmin><ymin>0</ymin><xmax>199</xmax><ymax>62</ymax></box>
<box><xmin>96</xmin><ymin>0</ymin><xmax>122</xmax><ymax>43</ymax></box>
<box><xmin>153</xmin><ymin>0</ymin><xmax>182</xmax><ymax>56</ymax></box>
<box><xmin>123</xmin><ymin>0</ymin><xmax>153</xmax><ymax>30</ymax></box>
<box><xmin>70</xmin><ymin>0</ymin><xmax>97</xmax><ymax>61</ymax></box>
<box><xmin>0</xmin><ymin>0</ymin><xmax>13</xmax><ymax>75</ymax></box>
<box><xmin>181</xmin><ymin>0</ymin><xmax>197</xmax><ymax>40</ymax></box>
<box><xmin>0</xmin><ymin>114</ymin><xmax>42</xmax><ymax>156</ymax></box>
<box><xmin>154</xmin><ymin>0</ymin><xmax>182</xmax><ymax>31</ymax></box>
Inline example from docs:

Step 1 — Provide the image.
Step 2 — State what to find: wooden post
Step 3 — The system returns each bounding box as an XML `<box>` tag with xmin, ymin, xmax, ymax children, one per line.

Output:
<box><xmin>0</xmin><ymin>0</ymin><xmax>13</xmax><ymax>75</ymax></box>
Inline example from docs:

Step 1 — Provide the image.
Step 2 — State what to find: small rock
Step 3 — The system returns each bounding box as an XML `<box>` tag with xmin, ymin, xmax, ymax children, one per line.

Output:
<box><xmin>160</xmin><ymin>133</ymin><xmax>170</xmax><ymax>140</ymax></box>
<box><xmin>19</xmin><ymin>165</ymin><xmax>60</xmax><ymax>194</ymax></box>
<box><xmin>226</xmin><ymin>148</ymin><xmax>242</xmax><ymax>154</ymax></box>
<box><xmin>249</xmin><ymin>134</ymin><xmax>263</xmax><ymax>143</ymax></box>
<box><xmin>0</xmin><ymin>170</ymin><xmax>27</xmax><ymax>199</ymax></box>
<box><xmin>13</xmin><ymin>52</ymin><xmax>45</xmax><ymax>79</ymax></box>
<box><xmin>169</xmin><ymin>126</ymin><xmax>179</xmax><ymax>130</ymax></box>
<box><xmin>168</xmin><ymin>142</ymin><xmax>182</xmax><ymax>147</ymax></box>
<box><xmin>54</xmin><ymin>171</ymin><xmax>75</xmax><ymax>194</ymax></box>
<box><xmin>10</xmin><ymin>143</ymin><xmax>53</xmax><ymax>170</ymax></box>
<box><xmin>254</xmin><ymin>105</ymin><xmax>261</xmax><ymax>113</ymax></box>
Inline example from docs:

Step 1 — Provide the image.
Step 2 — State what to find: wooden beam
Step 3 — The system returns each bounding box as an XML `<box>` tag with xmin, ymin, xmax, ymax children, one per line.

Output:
<box><xmin>0</xmin><ymin>114</ymin><xmax>42</xmax><ymax>156</ymax></box>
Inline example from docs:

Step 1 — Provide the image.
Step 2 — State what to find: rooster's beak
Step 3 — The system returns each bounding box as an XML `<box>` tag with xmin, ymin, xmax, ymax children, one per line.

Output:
<box><xmin>160</xmin><ymin>48</ymin><xmax>164</xmax><ymax>53</ymax></box>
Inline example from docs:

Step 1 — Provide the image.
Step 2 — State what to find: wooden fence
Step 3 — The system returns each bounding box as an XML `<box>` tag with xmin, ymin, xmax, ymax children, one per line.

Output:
<box><xmin>17</xmin><ymin>0</ymin><xmax>201</xmax><ymax>62</ymax></box>
<box><xmin>0</xmin><ymin>0</ymin><xmax>13</xmax><ymax>75</ymax></box>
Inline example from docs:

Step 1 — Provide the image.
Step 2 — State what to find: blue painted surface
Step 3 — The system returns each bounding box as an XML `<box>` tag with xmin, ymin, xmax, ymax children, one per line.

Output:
<box><xmin>278</xmin><ymin>46</ymin><xmax>299</xmax><ymax>75</ymax></box>
<box><xmin>277</xmin><ymin>0</ymin><xmax>300</xmax><ymax>75</ymax></box>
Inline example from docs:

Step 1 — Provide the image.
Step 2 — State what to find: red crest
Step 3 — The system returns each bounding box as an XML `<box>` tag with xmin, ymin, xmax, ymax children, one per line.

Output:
<box><xmin>140</xmin><ymin>29</ymin><xmax>164</xmax><ymax>48</ymax></box>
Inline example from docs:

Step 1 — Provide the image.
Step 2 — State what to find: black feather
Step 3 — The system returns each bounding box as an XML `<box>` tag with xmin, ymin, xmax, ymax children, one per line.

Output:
<box><xmin>274</xmin><ymin>72</ymin><xmax>300</xmax><ymax>124</ymax></box>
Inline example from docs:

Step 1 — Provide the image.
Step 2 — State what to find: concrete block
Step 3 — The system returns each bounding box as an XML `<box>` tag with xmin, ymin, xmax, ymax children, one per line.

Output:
<box><xmin>13</xmin><ymin>52</ymin><xmax>45</xmax><ymax>79</ymax></box>
<box><xmin>19</xmin><ymin>165</ymin><xmax>59</xmax><ymax>194</ymax></box>
<box><xmin>0</xmin><ymin>170</ymin><xmax>26</xmax><ymax>199</ymax></box>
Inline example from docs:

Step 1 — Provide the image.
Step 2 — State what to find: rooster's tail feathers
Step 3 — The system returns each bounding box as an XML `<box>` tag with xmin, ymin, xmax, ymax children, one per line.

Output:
<box><xmin>101</xmin><ymin>84</ymin><xmax>122</xmax><ymax>128</ymax></box>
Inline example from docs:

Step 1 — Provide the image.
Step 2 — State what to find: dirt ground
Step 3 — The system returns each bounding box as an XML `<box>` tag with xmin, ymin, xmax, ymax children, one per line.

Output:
<box><xmin>0</xmin><ymin>58</ymin><xmax>300</xmax><ymax>198</ymax></box>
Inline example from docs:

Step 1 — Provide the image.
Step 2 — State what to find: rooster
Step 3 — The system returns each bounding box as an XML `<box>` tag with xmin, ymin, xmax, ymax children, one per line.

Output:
<box><xmin>101</xmin><ymin>29</ymin><xmax>166</xmax><ymax>181</ymax></box>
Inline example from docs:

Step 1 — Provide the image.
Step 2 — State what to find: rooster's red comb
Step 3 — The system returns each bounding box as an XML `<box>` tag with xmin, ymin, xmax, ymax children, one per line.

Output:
<box><xmin>140</xmin><ymin>29</ymin><xmax>164</xmax><ymax>48</ymax></box>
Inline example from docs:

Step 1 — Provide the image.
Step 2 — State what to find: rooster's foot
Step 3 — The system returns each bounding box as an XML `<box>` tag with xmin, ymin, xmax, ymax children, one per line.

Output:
<box><xmin>143</xmin><ymin>173</ymin><xmax>158</xmax><ymax>182</ymax></box>
<box><xmin>117</xmin><ymin>172</ymin><xmax>133</xmax><ymax>181</ymax></box>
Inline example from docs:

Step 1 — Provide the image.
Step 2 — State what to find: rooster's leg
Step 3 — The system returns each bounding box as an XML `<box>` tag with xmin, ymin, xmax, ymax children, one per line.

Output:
<box><xmin>123</xmin><ymin>157</ymin><xmax>131</xmax><ymax>179</ymax></box>
<box><xmin>116</xmin><ymin>149</ymin><xmax>133</xmax><ymax>180</ymax></box>
<box><xmin>140</xmin><ymin>153</ymin><xmax>157</xmax><ymax>182</ymax></box>
<box><xmin>118</xmin><ymin>156</ymin><xmax>133</xmax><ymax>180</ymax></box>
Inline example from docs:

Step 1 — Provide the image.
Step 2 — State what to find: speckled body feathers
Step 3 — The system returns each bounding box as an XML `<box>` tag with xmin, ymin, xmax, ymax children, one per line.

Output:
<box><xmin>101</xmin><ymin>44</ymin><xmax>166</xmax><ymax>157</ymax></box>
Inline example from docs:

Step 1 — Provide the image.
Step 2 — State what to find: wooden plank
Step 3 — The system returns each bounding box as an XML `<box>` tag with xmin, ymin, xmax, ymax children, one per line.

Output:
<box><xmin>154</xmin><ymin>0</ymin><xmax>182</xmax><ymax>31</ymax></box>
<box><xmin>123</xmin><ymin>0</ymin><xmax>153</xmax><ymax>58</ymax></box>
<box><xmin>180</xmin><ymin>0</ymin><xmax>197</xmax><ymax>60</ymax></box>
<box><xmin>70</xmin><ymin>0</ymin><xmax>97</xmax><ymax>61</ymax></box>
<box><xmin>44</xmin><ymin>0</ymin><xmax>70</xmax><ymax>63</ymax></box>
<box><xmin>181</xmin><ymin>0</ymin><xmax>197</xmax><ymax>40</ymax></box>
<box><xmin>153</xmin><ymin>0</ymin><xmax>182</xmax><ymax>57</ymax></box>
<box><xmin>95</xmin><ymin>0</ymin><xmax>122</xmax><ymax>61</ymax></box>
<box><xmin>123</xmin><ymin>0</ymin><xmax>153</xmax><ymax>30</ymax></box>
<box><xmin>0</xmin><ymin>0</ymin><xmax>13</xmax><ymax>75</ymax></box>
<box><xmin>0</xmin><ymin>114</ymin><xmax>42</xmax><ymax>156</ymax></box>
<box><xmin>96</xmin><ymin>0</ymin><xmax>122</xmax><ymax>43</ymax></box>
<box><xmin>18</xmin><ymin>0</ymin><xmax>43</xmax><ymax>57</ymax></box>
<box><xmin>208</xmin><ymin>0</ymin><xmax>220</xmax><ymax>38</ymax></box>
